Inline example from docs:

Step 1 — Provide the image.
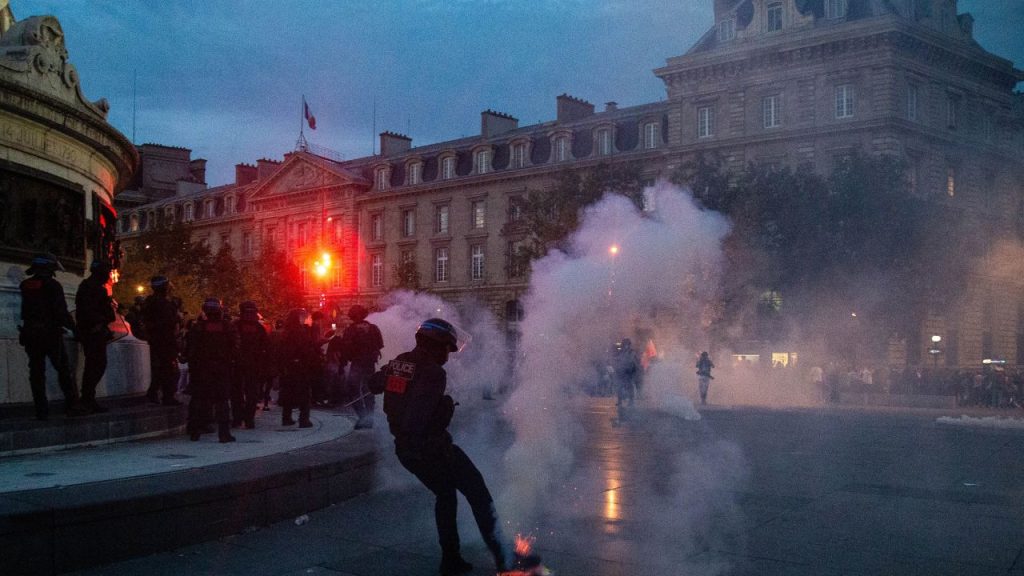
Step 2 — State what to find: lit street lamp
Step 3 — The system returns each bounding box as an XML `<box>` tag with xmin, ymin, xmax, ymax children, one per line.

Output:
<box><xmin>928</xmin><ymin>334</ymin><xmax>942</xmax><ymax>368</ymax></box>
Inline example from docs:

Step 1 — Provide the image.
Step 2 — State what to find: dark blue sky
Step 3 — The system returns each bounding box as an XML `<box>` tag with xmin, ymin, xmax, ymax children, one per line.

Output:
<box><xmin>14</xmin><ymin>0</ymin><xmax>1024</xmax><ymax>186</ymax></box>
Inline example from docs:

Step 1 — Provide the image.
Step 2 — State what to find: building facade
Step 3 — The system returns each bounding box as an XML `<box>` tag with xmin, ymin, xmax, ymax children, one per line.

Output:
<box><xmin>118</xmin><ymin>0</ymin><xmax>1024</xmax><ymax>367</ymax></box>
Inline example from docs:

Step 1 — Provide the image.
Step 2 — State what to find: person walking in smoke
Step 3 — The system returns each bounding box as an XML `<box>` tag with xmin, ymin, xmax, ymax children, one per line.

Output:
<box><xmin>185</xmin><ymin>298</ymin><xmax>238</xmax><ymax>442</ymax></box>
<box><xmin>142</xmin><ymin>276</ymin><xmax>182</xmax><ymax>406</ymax></box>
<box><xmin>371</xmin><ymin>318</ymin><xmax>511</xmax><ymax>576</ymax></box>
<box><xmin>614</xmin><ymin>338</ymin><xmax>640</xmax><ymax>409</ymax></box>
<box><xmin>74</xmin><ymin>260</ymin><xmax>116</xmax><ymax>414</ymax></box>
<box><xmin>19</xmin><ymin>253</ymin><xmax>86</xmax><ymax>420</ymax></box>
<box><xmin>696</xmin><ymin>351</ymin><xmax>715</xmax><ymax>405</ymax></box>
<box><xmin>329</xmin><ymin>304</ymin><xmax>384</xmax><ymax>429</ymax></box>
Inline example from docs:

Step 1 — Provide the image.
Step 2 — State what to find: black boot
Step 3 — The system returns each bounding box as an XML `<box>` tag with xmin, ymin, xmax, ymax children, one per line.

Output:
<box><xmin>438</xmin><ymin>556</ymin><xmax>473</xmax><ymax>576</ymax></box>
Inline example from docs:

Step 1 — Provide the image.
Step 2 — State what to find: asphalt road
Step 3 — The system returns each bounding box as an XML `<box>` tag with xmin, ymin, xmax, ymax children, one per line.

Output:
<box><xmin>68</xmin><ymin>400</ymin><xmax>1024</xmax><ymax>576</ymax></box>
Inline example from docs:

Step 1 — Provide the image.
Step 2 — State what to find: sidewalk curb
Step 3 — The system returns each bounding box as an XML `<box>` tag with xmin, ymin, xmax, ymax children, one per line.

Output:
<box><xmin>0</xmin><ymin>432</ymin><xmax>382</xmax><ymax>575</ymax></box>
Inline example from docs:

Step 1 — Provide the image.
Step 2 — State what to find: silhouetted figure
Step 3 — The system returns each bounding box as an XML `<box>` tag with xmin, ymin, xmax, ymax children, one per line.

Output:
<box><xmin>185</xmin><ymin>298</ymin><xmax>238</xmax><ymax>443</ymax></box>
<box><xmin>19</xmin><ymin>253</ymin><xmax>84</xmax><ymax>420</ymax></box>
<box><xmin>696</xmin><ymin>351</ymin><xmax>714</xmax><ymax>405</ymax></box>
<box><xmin>374</xmin><ymin>318</ymin><xmax>510</xmax><ymax>576</ymax></box>
<box><xmin>329</xmin><ymin>304</ymin><xmax>384</xmax><ymax>429</ymax></box>
<box><xmin>279</xmin><ymin>309</ymin><xmax>319</xmax><ymax>428</ymax></box>
<box><xmin>232</xmin><ymin>301</ymin><xmax>269</xmax><ymax>429</ymax></box>
<box><xmin>75</xmin><ymin>260</ymin><xmax>116</xmax><ymax>414</ymax></box>
<box><xmin>124</xmin><ymin>295</ymin><xmax>147</xmax><ymax>340</ymax></box>
<box><xmin>142</xmin><ymin>276</ymin><xmax>182</xmax><ymax>405</ymax></box>
<box><xmin>614</xmin><ymin>339</ymin><xmax>640</xmax><ymax>408</ymax></box>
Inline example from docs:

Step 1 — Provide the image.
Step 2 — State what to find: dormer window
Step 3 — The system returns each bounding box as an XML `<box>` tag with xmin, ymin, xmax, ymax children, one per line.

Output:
<box><xmin>475</xmin><ymin>149</ymin><xmax>492</xmax><ymax>174</ymax></box>
<box><xmin>643</xmin><ymin>121</ymin><xmax>660</xmax><ymax>149</ymax></box>
<box><xmin>204</xmin><ymin>199</ymin><xmax>215</xmax><ymax>218</ymax></box>
<box><xmin>130</xmin><ymin>214</ymin><xmax>139</xmax><ymax>232</ymax></box>
<box><xmin>441</xmin><ymin>156</ymin><xmax>456</xmax><ymax>180</ymax></box>
<box><xmin>374</xmin><ymin>166</ymin><xmax>390</xmax><ymax>191</ymax></box>
<box><xmin>225</xmin><ymin>195</ymin><xmax>235</xmax><ymax>214</ymax></box>
<box><xmin>184</xmin><ymin>203</ymin><xmax>194</xmax><ymax>222</ymax></box>
<box><xmin>718</xmin><ymin>17</ymin><xmax>736</xmax><ymax>42</ymax></box>
<box><xmin>552</xmin><ymin>134</ymin><xmax>570</xmax><ymax>162</ymax></box>
<box><xmin>164</xmin><ymin>206</ymin><xmax>175</xmax><ymax>222</ymax></box>
<box><xmin>766</xmin><ymin>2</ymin><xmax>783</xmax><ymax>32</ymax></box>
<box><xmin>511</xmin><ymin>142</ymin><xmax>528</xmax><ymax>168</ymax></box>
<box><xmin>596</xmin><ymin>128</ymin><xmax>614</xmax><ymax>155</ymax></box>
<box><xmin>407</xmin><ymin>161</ymin><xmax>422</xmax><ymax>185</ymax></box>
<box><xmin>824</xmin><ymin>0</ymin><xmax>847</xmax><ymax>19</ymax></box>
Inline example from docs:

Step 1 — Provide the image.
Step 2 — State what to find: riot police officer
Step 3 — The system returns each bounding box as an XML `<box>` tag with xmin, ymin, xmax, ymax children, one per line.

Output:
<box><xmin>185</xmin><ymin>298</ymin><xmax>238</xmax><ymax>442</ymax></box>
<box><xmin>19</xmin><ymin>253</ymin><xmax>84</xmax><ymax>420</ymax></box>
<box><xmin>375</xmin><ymin>318</ymin><xmax>509</xmax><ymax>576</ymax></box>
<box><xmin>696</xmin><ymin>351</ymin><xmax>715</xmax><ymax>405</ymax></box>
<box><xmin>142</xmin><ymin>276</ymin><xmax>182</xmax><ymax>405</ymax></box>
<box><xmin>279</xmin><ymin>308</ymin><xmax>319</xmax><ymax>428</ymax></box>
<box><xmin>232</xmin><ymin>301</ymin><xmax>269</xmax><ymax>429</ymax></box>
<box><xmin>75</xmin><ymin>260</ymin><xmax>115</xmax><ymax>414</ymax></box>
<box><xmin>329</xmin><ymin>304</ymin><xmax>384</xmax><ymax>429</ymax></box>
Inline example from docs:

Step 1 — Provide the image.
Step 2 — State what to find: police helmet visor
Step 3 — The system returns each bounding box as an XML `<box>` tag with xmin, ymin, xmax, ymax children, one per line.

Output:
<box><xmin>418</xmin><ymin>318</ymin><xmax>472</xmax><ymax>353</ymax></box>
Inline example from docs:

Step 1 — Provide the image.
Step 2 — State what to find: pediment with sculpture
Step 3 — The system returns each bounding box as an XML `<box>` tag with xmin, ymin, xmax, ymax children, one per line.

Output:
<box><xmin>246</xmin><ymin>153</ymin><xmax>369</xmax><ymax>207</ymax></box>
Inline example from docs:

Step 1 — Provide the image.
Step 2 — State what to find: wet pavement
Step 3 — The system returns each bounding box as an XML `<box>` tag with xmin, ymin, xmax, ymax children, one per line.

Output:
<box><xmin>62</xmin><ymin>399</ymin><xmax>1024</xmax><ymax>575</ymax></box>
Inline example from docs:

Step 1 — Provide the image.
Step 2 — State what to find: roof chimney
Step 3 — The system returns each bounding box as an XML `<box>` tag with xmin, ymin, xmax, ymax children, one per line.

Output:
<box><xmin>235</xmin><ymin>163</ymin><xmax>258</xmax><ymax>186</ymax></box>
<box><xmin>556</xmin><ymin>94</ymin><xmax>594</xmax><ymax>123</ymax></box>
<box><xmin>188</xmin><ymin>158</ymin><xmax>207</xmax><ymax>184</ymax></box>
<box><xmin>605</xmin><ymin>101</ymin><xmax>618</xmax><ymax>112</ymax></box>
<box><xmin>481</xmin><ymin>110</ymin><xmax>519</xmax><ymax>138</ymax></box>
<box><xmin>380</xmin><ymin>131</ymin><xmax>412</xmax><ymax>157</ymax></box>
<box><xmin>256</xmin><ymin>158</ymin><xmax>281</xmax><ymax>181</ymax></box>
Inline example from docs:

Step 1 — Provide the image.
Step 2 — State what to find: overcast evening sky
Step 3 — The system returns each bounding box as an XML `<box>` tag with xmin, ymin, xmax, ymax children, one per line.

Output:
<box><xmin>14</xmin><ymin>0</ymin><xmax>1024</xmax><ymax>186</ymax></box>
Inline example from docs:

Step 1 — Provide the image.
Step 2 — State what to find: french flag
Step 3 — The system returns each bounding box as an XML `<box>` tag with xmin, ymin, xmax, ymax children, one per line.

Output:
<box><xmin>303</xmin><ymin>97</ymin><xmax>317</xmax><ymax>130</ymax></box>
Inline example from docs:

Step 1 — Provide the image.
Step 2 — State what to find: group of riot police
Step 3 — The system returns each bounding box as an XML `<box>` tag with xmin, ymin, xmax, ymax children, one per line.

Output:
<box><xmin>20</xmin><ymin>254</ymin><xmax>519</xmax><ymax>574</ymax></box>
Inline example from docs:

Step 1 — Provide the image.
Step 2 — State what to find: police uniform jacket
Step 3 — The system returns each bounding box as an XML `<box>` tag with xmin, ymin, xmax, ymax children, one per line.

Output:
<box><xmin>20</xmin><ymin>274</ymin><xmax>74</xmax><ymax>344</ymax></box>
<box><xmin>185</xmin><ymin>317</ymin><xmax>238</xmax><ymax>399</ymax></box>
<box><xmin>234</xmin><ymin>318</ymin><xmax>270</xmax><ymax>369</ymax></box>
<box><xmin>75</xmin><ymin>276</ymin><xmax>114</xmax><ymax>341</ymax></box>
<box><xmin>142</xmin><ymin>295</ymin><xmax>180</xmax><ymax>350</ymax></box>
<box><xmin>380</xmin><ymin>346</ymin><xmax>456</xmax><ymax>458</ymax></box>
<box><xmin>328</xmin><ymin>320</ymin><xmax>384</xmax><ymax>369</ymax></box>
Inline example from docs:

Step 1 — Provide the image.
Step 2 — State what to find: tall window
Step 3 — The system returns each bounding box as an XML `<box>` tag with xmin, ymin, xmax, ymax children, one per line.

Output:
<box><xmin>470</xmin><ymin>245</ymin><xmax>485</xmax><ymax>280</ymax></box>
<box><xmin>204</xmin><ymin>199</ymin><xmax>214</xmax><ymax>218</ymax></box>
<box><xmin>402</xmin><ymin>209</ymin><xmax>415</xmax><ymax>237</ymax></box>
<box><xmin>375</xmin><ymin>167</ymin><xmax>389</xmax><ymax>190</ymax></box>
<box><xmin>508</xmin><ymin>197</ymin><xmax>524</xmax><ymax>223</ymax></box>
<box><xmin>370</xmin><ymin>213</ymin><xmax>383</xmax><ymax>241</ymax></box>
<box><xmin>946</xmin><ymin>166</ymin><xmax>956</xmax><ymax>197</ymax></box>
<box><xmin>763</xmin><ymin>95</ymin><xmax>781</xmax><ymax>128</ymax></box>
<box><xmin>225</xmin><ymin>196</ymin><xmax>235</xmax><ymax>214</ymax></box>
<box><xmin>718</xmin><ymin>18</ymin><xmax>736</xmax><ymax>42</ymax></box>
<box><xmin>472</xmin><ymin>200</ymin><xmax>486</xmax><ymax>229</ymax></box>
<box><xmin>698</xmin><ymin>106</ymin><xmax>714</xmax><ymax>138</ymax></box>
<box><xmin>442</xmin><ymin>156</ymin><xmax>456</xmax><ymax>180</ymax></box>
<box><xmin>643</xmin><ymin>122</ymin><xmax>660</xmax><ymax>149</ymax></box>
<box><xmin>242</xmin><ymin>232</ymin><xmax>253</xmax><ymax>256</ymax></box>
<box><xmin>434</xmin><ymin>247</ymin><xmax>449</xmax><ymax>282</ymax></box>
<box><xmin>835</xmin><ymin>84</ymin><xmax>855</xmax><ymax>119</ymax></box>
<box><xmin>407</xmin><ymin>162</ymin><xmax>422</xmax><ymax>186</ymax></box>
<box><xmin>553</xmin><ymin>135</ymin><xmax>569</xmax><ymax>162</ymax></box>
<box><xmin>824</xmin><ymin>0</ymin><xmax>847</xmax><ymax>19</ymax></box>
<box><xmin>371</xmin><ymin>254</ymin><xmax>384</xmax><ymax>287</ymax></box>
<box><xmin>596</xmin><ymin>128</ymin><xmax>613</xmax><ymax>155</ymax></box>
<box><xmin>766</xmin><ymin>3</ymin><xmax>783</xmax><ymax>32</ymax></box>
<box><xmin>511</xmin><ymin>142</ymin><xmax>527</xmax><ymax>168</ymax></box>
<box><xmin>507</xmin><ymin>240</ymin><xmax>526</xmax><ymax>279</ymax></box>
<box><xmin>435</xmin><ymin>204</ymin><xmax>449</xmax><ymax>235</ymax></box>
<box><xmin>165</xmin><ymin>207</ymin><xmax>175</xmax><ymax>222</ymax></box>
<box><xmin>946</xmin><ymin>94</ymin><xmax>959</xmax><ymax>129</ymax></box>
<box><xmin>982</xmin><ymin>113</ymin><xmax>994</xmax><ymax>143</ymax></box>
<box><xmin>184</xmin><ymin>203</ymin><xmax>193</xmax><ymax>222</ymax></box>
<box><xmin>332</xmin><ymin>267</ymin><xmax>343</xmax><ymax>288</ymax></box>
<box><xmin>130</xmin><ymin>214</ymin><xmax>139</xmax><ymax>232</ymax></box>
<box><xmin>297</xmin><ymin>222</ymin><xmax>307</xmax><ymax>246</ymax></box>
<box><xmin>476</xmin><ymin>149</ymin><xmax>491</xmax><ymax>174</ymax></box>
<box><xmin>907</xmin><ymin>84</ymin><xmax>919</xmax><ymax>121</ymax></box>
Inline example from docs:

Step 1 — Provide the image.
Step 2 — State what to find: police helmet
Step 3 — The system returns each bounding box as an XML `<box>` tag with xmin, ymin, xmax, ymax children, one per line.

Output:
<box><xmin>348</xmin><ymin>304</ymin><xmax>368</xmax><ymax>322</ymax></box>
<box><xmin>416</xmin><ymin>318</ymin><xmax>459</xmax><ymax>353</ymax></box>
<box><xmin>26</xmin><ymin>253</ymin><xmax>64</xmax><ymax>276</ymax></box>
<box><xmin>239</xmin><ymin>300</ymin><xmax>258</xmax><ymax>313</ymax></box>
<box><xmin>150</xmin><ymin>275</ymin><xmax>170</xmax><ymax>290</ymax></box>
<box><xmin>202</xmin><ymin>297</ymin><xmax>223</xmax><ymax>315</ymax></box>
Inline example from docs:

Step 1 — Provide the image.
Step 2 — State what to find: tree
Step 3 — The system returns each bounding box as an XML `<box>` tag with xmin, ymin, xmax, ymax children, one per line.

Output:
<box><xmin>241</xmin><ymin>239</ymin><xmax>305</xmax><ymax>323</ymax></box>
<box><xmin>520</xmin><ymin>162</ymin><xmax>647</xmax><ymax>260</ymax></box>
<box><xmin>113</xmin><ymin>222</ymin><xmax>211</xmax><ymax>315</ymax></box>
<box><xmin>205</xmin><ymin>243</ymin><xmax>246</xmax><ymax>313</ymax></box>
<box><xmin>391</xmin><ymin>259</ymin><xmax>420</xmax><ymax>291</ymax></box>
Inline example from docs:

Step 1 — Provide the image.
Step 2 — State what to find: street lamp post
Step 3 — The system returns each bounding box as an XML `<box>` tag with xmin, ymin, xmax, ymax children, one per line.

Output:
<box><xmin>928</xmin><ymin>334</ymin><xmax>942</xmax><ymax>368</ymax></box>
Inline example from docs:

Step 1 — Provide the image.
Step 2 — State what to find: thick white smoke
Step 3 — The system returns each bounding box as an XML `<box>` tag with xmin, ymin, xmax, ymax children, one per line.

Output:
<box><xmin>500</xmin><ymin>182</ymin><xmax>734</xmax><ymax>522</ymax></box>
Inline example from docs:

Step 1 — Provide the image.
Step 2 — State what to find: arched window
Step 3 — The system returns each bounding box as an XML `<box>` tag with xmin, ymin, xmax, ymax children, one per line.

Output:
<box><xmin>552</xmin><ymin>134</ymin><xmax>570</xmax><ymax>162</ymax></box>
<box><xmin>406</xmin><ymin>161</ymin><xmax>423</xmax><ymax>185</ymax></box>
<box><xmin>375</xmin><ymin>166</ymin><xmax>390</xmax><ymax>191</ymax></box>
<box><xmin>475</xmin><ymin>148</ymin><xmax>492</xmax><ymax>174</ymax></box>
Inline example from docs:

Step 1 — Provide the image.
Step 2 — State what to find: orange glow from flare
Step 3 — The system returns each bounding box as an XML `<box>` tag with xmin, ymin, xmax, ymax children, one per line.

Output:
<box><xmin>609</xmin><ymin>244</ymin><xmax>619</xmax><ymax>255</ymax></box>
<box><xmin>514</xmin><ymin>534</ymin><xmax>533</xmax><ymax>557</ymax></box>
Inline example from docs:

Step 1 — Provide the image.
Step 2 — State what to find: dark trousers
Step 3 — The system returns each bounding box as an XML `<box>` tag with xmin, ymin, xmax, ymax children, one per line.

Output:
<box><xmin>280</xmin><ymin>374</ymin><xmax>311</xmax><ymax>424</ymax></box>
<box><xmin>80</xmin><ymin>336</ymin><xmax>108</xmax><ymax>404</ymax></box>
<box><xmin>147</xmin><ymin>345</ymin><xmax>179</xmax><ymax>402</ymax></box>
<box><xmin>232</xmin><ymin>367</ymin><xmax>261</xmax><ymax>426</ymax></box>
<box><xmin>25</xmin><ymin>337</ymin><xmax>78</xmax><ymax>418</ymax></box>
<box><xmin>397</xmin><ymin>444</ymin><xmax>505</xmax><ymax>565</ymax></box>
<box><xmin>188</xmin><ymin>394</ymin><xmax>230</xmax><ymax>438</ymax></box>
